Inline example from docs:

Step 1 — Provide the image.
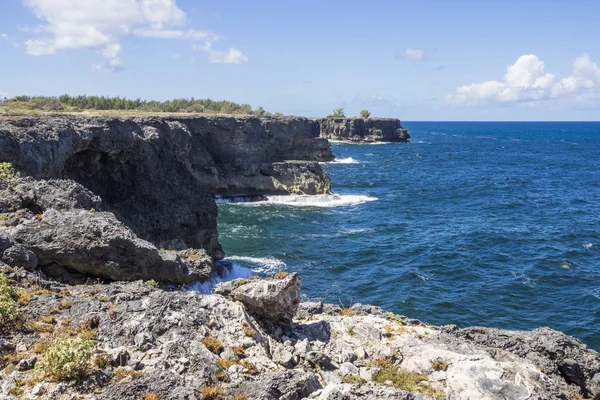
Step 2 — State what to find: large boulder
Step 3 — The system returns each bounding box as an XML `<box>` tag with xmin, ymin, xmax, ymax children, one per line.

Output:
<box><xmin>215</xmin><ymin>273</ymin><xmax>302</xmax><ymax>323</ymax></box>
<box><xmin>10</xmin><ymin>208</ymin><xmax>211</xmax><ymax>284</ymax></box>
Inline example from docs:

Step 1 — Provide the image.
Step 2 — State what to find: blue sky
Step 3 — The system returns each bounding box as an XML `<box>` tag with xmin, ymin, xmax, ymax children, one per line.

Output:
<box><xmin>1</xmin><ymin>0</ymin><xmax>599</xmax><ymax>120</ymax></box>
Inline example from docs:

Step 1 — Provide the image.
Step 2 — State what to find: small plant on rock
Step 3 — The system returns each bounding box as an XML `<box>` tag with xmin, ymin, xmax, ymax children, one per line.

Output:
<box><xmin>0</xmin><ymin>162</ymin><xmax>20</xmax><ymax>183</ymax></box>
<box><xmin>274</xmin><ymin>271</ymin><xmax>289</xmax><ymax>280</ymax></box>
<box><xmin>242</xmin><ymin>322</ymin><xmax>257</xmax><ymax>337</ymax></box>
<box><xmin>201</xmin><ymin>337</ymin><xmax>224</xmax><ymax>354</ymax></box>
<box><xmin>34</xmin><ymin>337</ymin><xmax>95</xmax><ymax>381</ymax></box>
<box><xmin>0</xmin><ymin>273</ymin><xmax>23</xmax><ymax>333</ymax></box>
<box><xmin>360</xmin><ymin>109</ymin><xmax>371</xmax><ymax>118</ymax></box>
<box><xmin>201</xmin><ymin>385</ymin><xmax>224</xmax><ymax>400</ymax></box>
<box><xmin>432</xmin><ymin>359</ymin><xmax>449</xmax><ymax>371</ymax></box>
<box><xmin>146</xmin><ymin>279</ymin><xmax>159</xmax><ymax>288</ymax></box>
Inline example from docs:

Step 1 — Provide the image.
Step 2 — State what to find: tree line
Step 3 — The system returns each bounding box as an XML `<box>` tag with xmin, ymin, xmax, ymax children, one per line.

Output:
<box><xmin>4</xmin><ymin>95</ymin><xmax>280</xmax><ymax>116</ymax></box>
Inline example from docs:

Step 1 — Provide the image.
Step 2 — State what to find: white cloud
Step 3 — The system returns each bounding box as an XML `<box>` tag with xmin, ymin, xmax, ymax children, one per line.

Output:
<box><xmin>21</xmin><ymin>0</ymin><xmax>246</xmax><ymax>70</ymax></box>
<box><xmin>404</xmin><ymin>48</ymin><xmax>424</xmax><ymax>61</ymax></box>
<box><xmin>193</xmin><ymin>42</ymin><xmax>248</xmax><ymax>64</ymax></box>
<box><xmin>208</xmin><ymin>48</ymin><xmax>248</xmax><ymax>64</ymax></box>
<box><xmin>0</xmin><ymin>34</ymin><xmax>7</xmax><ymax>39</ymax></box>
<box><xmin>450</xmin><ymin>53</ymin><xmax>600</xmax><ymax>106</ymax></box>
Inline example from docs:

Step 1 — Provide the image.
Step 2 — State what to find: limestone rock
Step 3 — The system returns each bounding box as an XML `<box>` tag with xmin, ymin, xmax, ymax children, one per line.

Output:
<box><xmin>317</xmin><ymin>118</ymin><xmax>410</xmax><ymax>143</ymax></box>
<box><xmin>214</xmin><ymin>273</ymin><xmax>302</xmax><ymax>323</ymax></box>
<box><xmin>11</xmin><ymin>209</ymin><xmax>208</xmax><ymax>284</ymax></box>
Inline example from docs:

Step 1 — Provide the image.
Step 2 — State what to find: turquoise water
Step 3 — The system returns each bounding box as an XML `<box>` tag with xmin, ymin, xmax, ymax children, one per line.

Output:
<box><xmin>217</xmin><ymin>122</ymin><xmax>600</xmax><ymax>350</ymax></box>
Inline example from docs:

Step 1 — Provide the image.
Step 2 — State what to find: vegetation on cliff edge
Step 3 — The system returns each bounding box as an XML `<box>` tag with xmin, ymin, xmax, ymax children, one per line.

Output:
<box><xmin>1</xmin><ymin>95</ymin><xmax>281</xmax><ymax>116</ymax></box>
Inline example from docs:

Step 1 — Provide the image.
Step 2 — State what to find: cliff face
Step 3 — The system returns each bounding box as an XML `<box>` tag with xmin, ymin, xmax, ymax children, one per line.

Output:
<box><xmin>0</xmin><ymin>115</ymin><xmax>333</xmax><ymax>260</ymax></box>
<box><xmin>317</xmin><ymin>117</ymin><xmax>410</xmax><ymax>142</ymax></box>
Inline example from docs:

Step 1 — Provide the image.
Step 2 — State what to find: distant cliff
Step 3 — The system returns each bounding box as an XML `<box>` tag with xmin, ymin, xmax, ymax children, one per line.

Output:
<box><xmin>0</xmin><ymin>115</ymin><xmax>333</xmax><ymax>261</ymax></box>
<box><xmin>317</xmin><ymin>117</ymin><xmax>410</xmax><ymax>142</ymax></box>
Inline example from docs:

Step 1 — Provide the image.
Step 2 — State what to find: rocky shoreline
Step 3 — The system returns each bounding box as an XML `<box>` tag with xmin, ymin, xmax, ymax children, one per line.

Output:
<box><xmin>0</xmin><ymin>114</ymin><xmax>598</xmax><ymax>400</ymax></box>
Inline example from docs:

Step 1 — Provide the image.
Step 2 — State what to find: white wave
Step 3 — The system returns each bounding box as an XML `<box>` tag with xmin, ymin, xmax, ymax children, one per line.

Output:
<box><xmin>339</xmin><ymin>228</ymin><xmax>371</xmax><ymax>235</ymax></box>
<box><xmin>260</xmin><ymin>194</ymin><xmax>377</xmax><ymax>207</ymax></box>
<box><xmin>583</xmin><ymin>242</ymin><xmax>593</xmax><ymax>249</ymax></box>
<box><xmin>185</xmin><ymin>262</ymin><xmax>254</xmax><ymax>294</ymax></box>
<box><xmin>225</xmin><ymin>256</ymin><xmax>286</xmax><ymax>274</ymax></box>
<box><xmin>332</xmin><ymin>157</ymin><xmax>360</xmax><ymax>164</ymax></box>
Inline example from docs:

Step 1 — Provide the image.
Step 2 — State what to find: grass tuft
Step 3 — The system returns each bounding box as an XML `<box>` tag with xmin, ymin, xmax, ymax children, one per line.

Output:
<box><xmin>201</xmin><ymin>337</ymin><xmax>223</xmax><ymax>354</ymax></box>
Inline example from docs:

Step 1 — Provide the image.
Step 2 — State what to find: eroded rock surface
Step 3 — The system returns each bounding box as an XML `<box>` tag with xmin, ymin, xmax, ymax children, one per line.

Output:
<box><xmin>1</xmin><ymin>266</ymin><xmax>598</xmax><ymax>400</ymax></box>
<box><xmin>215</xmin><ymin>273</ymin><xmax>302</xmax><ymax>323</ymax></box>
<box><xmin>317</xmin><ymin>118</ymin><xmax>410</xmax><ymax>143</ymax></box>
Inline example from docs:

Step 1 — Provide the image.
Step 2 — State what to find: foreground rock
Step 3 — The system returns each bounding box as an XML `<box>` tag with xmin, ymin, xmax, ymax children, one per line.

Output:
<box><xmin>215</xmin><ymin>273</ymin><xmax>302</xmax><ymax>323</ymax></box>
<box><xmin>1</xmin><ymin>267</ymin><xmax>598</xmax><ymax>400</ymax></box>
<box><xmin>0</xmin><ymin>115</ymin><xmax>333</xmax><ymax>257</ymax></box>
<box><xmin>0</xmin><ymin>178</ymin><xmax>212</xmax><ymax>284</ymax></box>
<box><xmin>317</xmin><ymin>117</ymin><xmax>410</xmax><ymax>143</ymax></box>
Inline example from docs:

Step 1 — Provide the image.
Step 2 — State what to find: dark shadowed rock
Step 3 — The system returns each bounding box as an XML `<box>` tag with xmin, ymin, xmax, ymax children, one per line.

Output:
<box><xmin>215</xmin><ymin>273</ymin><xmax>302</xmax><ymax>323</ymax></box>
<box><xmin>1</xmin><ymin>243</ymin><xmax>37</xmax><ymax>270</ymax></box>
<box><xmin>10</xmin><ymin>209</ymin><xmax>210</xmax><ymax>283</ymax></box>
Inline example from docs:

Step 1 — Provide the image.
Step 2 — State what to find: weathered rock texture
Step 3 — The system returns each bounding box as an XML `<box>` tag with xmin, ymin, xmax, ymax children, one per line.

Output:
<box><xmin>1</xmin><ymin>267</ymin><xmax>598</xmax><ymax>400</ymax></box>
<box><xmin>317</xmin><ymin>118</ymin><xmax>410</xmax><ymax>143</ymax></box>
<box><xmin>0</xmin><ymin>178</ymin><xmax>213</xmax><ymax>284</ymax></box>
<box><xmin>0</xmin><ymin>115</ymin><xmax>333</xmax><ymax>257</ymax></box>
<box><xmin>215</xmin><ymin>273</ymin><xmax>302</xmax><ymax>323</ymax></box>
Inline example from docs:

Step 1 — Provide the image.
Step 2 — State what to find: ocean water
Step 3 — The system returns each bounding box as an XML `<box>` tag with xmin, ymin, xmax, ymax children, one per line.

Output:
<box><xmin>217</xmin><ymin>122</ymin><xmax>600</xmax><ymax>350</ymax></box>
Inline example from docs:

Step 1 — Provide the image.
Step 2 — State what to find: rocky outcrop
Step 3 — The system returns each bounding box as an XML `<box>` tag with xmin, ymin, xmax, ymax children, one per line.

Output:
<box><xmin>1</xmin><ymin>267</ymin><xmax>598</xmax><ymax>400</ymax></box>
<box><xmin>215</xmin><ymin>273</ymin><xmax>302</xmax><ymax>323</ymax></box>
<box><xmin>0</xmin><ymin>178</ymin><xmax>212</xmax><ymax>284</ymax></box>
<box><xmin>317</xmin><ymin>118</ymin><xmax>410</xmax><ymax>143</ymax></box>
<box><xmin>0</xmin><ymin>115</ymin><xmax>333</xmax><ymax>258</ymax></box>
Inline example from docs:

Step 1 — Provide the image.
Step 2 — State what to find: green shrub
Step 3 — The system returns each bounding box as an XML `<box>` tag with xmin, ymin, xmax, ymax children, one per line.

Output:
<box><xmin>0</xmin><ymin>273</ymin><xmax>23</xmax><ymax>333</ymax></box>
<box><xmin>359</xmin><ymin>109</ymin><xmax>371</xmax><ymax>118</ymax></box>
<box><xmin>0</xmin><ymin>162</ymin><xmax>20</xmax><ymax>183</ymax></box>
<box><xmin>373</xmin><ymin>358</ymin><xmax>445</xmax><ymax>399</ymax></box>
<box><xmin>34</xmin><ymin>337</ymin><xmax>95</xmax><ymax>381</ymax></box>
<box><xmin>328</xmin><ymin>108</ymin><xmax>345</xmax><ymax>118</ymax></box>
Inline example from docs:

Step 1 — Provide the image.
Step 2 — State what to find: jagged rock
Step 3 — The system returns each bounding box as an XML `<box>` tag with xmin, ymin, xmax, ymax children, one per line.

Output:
<box><xmin>214</xmin><ymin>273</ymin><xmax>302</xmax><ymax>323</ymax></box>
<box><xmin>317</xmin><ymin>118</ymin><xmax>410</xmax><ymax>143</ymax></box>
<box><xmin>1</xmin><ymin>243</ymin><xmax>37</xmax><ymax>270</ymax></box>
<box><xmin>16</xmin><ymin>356</ymin><xmax>36</xmax><ymax>371</ymax></box>
<box><xmin>10</xmin><ymin>209</ymin><xmax>210</xmax><ymax>283</ymax></box>
<box><xmin>272</xmin><ymin>344</ymin><xmax>297</xmax><ymax>368</ymax></box>
<box><xmin>239</xmin><ymin>369</ymin><xmax>322</xmax><ymax>400</ymax></box>
<box><xmin>315</xmin><ymin>383</ymin><xmax>426</xmax><ymax>399</ymax></box>
<box><xmin>444</xmin><ymin>325</ymin><xmax>600</xmax><ymax>399</ymax></box>
<box><xmin>0</xmin><ymin>177</ymin><xmax>102</xmax><ymax>214</ymax></box>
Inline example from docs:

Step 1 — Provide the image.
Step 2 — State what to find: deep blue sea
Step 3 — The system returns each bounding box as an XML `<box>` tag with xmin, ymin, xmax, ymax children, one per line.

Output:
<box><xmin>216</xmin><ymin>122</ymin><xmax>600</xmax><ymax>350</ymax></box>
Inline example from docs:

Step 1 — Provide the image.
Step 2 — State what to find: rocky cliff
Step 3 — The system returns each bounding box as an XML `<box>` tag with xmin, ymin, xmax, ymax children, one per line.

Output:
<box><xmin>317</xmin><ymin>118</ymin><xmax>410</xmax><ymax>143</ymax></box>
<box><xmin>0</xmin><ymin>115</ymin><xmax>333</xmax><ymax>265</ymax></box>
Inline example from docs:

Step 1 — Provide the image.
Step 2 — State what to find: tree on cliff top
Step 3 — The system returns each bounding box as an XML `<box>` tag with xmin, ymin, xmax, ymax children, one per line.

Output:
<box><xmin>328</xmin><ymin>108</ymin><xmax>345</xmax><ymax>118</ymax></box>
<box><xmin>360</xmin><ymin>109</ymin><xmax>371</xmax><ymax>118</ymax></box>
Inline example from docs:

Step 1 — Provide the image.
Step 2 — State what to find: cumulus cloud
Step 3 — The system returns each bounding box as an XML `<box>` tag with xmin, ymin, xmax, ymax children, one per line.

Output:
<box><xmin>193</xmin><ymin>43</ymin><xmax>248</xmax><ymax>64</ymax></box>
<box><xmin>450</xmin><ymin>54</ymin><xmax>600</xmax><ymax>105</ymax></box>
<box><xmin>21</xmin><ymin>0</ymin><xmax>246</xmax><ymax>71</ymax></box>
<box><xmin>404</xmin><ymin>48</ymin><xmax>424</xmax><ymax>61</ymax></box>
